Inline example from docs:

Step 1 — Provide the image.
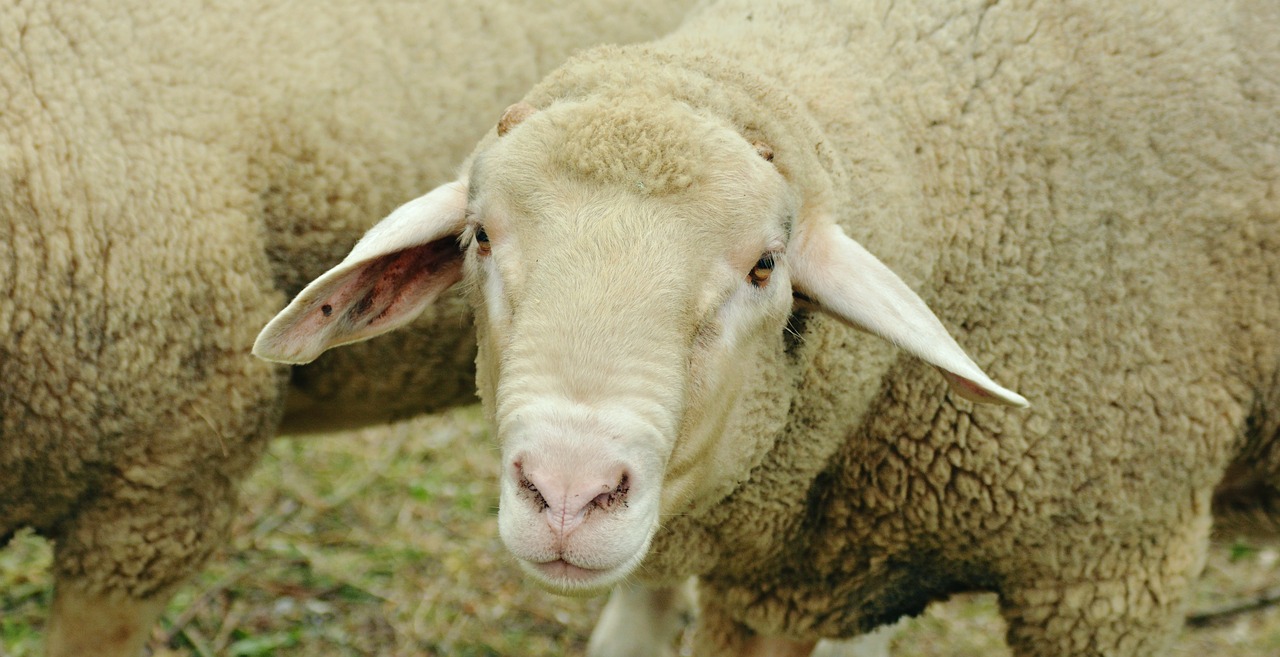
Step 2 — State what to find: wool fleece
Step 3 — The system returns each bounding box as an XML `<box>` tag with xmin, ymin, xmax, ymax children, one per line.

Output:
<box><xmin>262</xmin><ymin>0</ymin><xmax>1279</xmax><ymax>655</ymax></box>
<box><xmin>588</xmin><ymin>1</ymin><xmax>1280</xmax><ymax>654</ymax></box>
<box><xmin>0</xmin><ymin>1</ymin><xmax>696</xmax><ymax>655</ymax></box>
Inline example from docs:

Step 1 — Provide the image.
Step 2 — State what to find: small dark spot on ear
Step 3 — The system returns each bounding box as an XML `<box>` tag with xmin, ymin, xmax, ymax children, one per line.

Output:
<box><xmin>321</xmin><ymin>304</ymin><xmax>333</xmax><ymax>317</ymax></box>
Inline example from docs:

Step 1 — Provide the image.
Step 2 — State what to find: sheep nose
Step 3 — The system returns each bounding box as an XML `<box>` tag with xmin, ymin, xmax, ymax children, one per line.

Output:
<box><xmin>515</xmin><ymin>459</ymin><xmax>631</xmax><ymax>539</ymax></box>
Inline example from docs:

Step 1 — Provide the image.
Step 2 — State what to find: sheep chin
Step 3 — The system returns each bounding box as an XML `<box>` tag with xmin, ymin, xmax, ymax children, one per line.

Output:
<box><xmin>516</xmin><ymin>536</ymin><xmax>654</xmax><ymax>597</ymax></box>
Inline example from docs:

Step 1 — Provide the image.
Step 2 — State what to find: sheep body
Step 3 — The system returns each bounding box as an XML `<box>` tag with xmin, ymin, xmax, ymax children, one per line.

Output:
<box><xmin>0</xmin><ymin>1</ymin><xmax>694</xmax><ymax>654</ymax></box>
<box><xmin>606</xmin><ymin>1</ymin><xmax>1280</xmax><ymax>653</ymax></box>
<box><xmin>258</xmin><ymin>0</ymin><xmax>1279</xmax><ymax>654</ymax></box>
<box><xmin>645</xmin><ymin>2</ymin><xmax>1278</xmax><ymax>654</ymax></box>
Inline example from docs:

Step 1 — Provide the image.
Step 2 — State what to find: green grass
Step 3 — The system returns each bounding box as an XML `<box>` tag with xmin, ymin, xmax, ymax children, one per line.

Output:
<box><xmin>3</xmin><ymin>406</ymin><xmax>1280</xmax><ymax>656</ymax></box>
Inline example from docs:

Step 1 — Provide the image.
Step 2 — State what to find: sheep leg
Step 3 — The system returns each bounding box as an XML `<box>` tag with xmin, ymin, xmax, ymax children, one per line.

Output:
<box><xmin>44</xmin><ymin>467</ymin><xmax>250</xmax><ymax>657</ymax></box>
<box><xmin>999</xmin><ymin>578</ymin><xmax>1185</xmax><ymax>656</ymax></box>
<box><xmin>586</xmin><ymin>580</ymin><xmax>895</xmax><ymax>657</ymax></box>
<box><xmin>696</xmin><ymin>623</ymin><xmax>818</xmax><ymax>657</ymax></box>
<box><xmin>691</xmin><ymin>592</ymin><xmax>820</xmax><ymax>657</ymax></box>
<box><xmin>998</xmin><ymin>518</ymin><xmax>1210</xmax><ymax>657</ymax></box>
<box><xmin>44</xmin><ymin>580</ymin><xmax>174</xmax><ymax>657</ymax></box>
<box><xmin>740</xmin><ymin>636</ymin><xmax>820</xmax><ymax>657</ymax></box>
<box><xmin>587</xmin><ymin>580</ymin><xmax>694</xmax><ymax>657</ymax></box>
<box><xmin>810</xmin><ymin>620</ymin><xmax>905</xmax><ymax>657</ymax></box>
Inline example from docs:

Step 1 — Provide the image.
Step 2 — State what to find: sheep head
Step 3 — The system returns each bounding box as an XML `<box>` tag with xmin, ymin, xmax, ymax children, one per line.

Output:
<box><xmin>254</xmin><ymin>97</ymin><xmax>1026</xmax><ymax>593</ymax></box>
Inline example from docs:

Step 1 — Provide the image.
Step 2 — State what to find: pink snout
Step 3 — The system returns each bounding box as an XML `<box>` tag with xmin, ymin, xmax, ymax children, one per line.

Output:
<box><xmin>497</xmin><ymin>405</ymin><xmax>665</xmax><ymax>591</ymax></box>
<box><xmin>513</xmin><ymin>456</ymin><xmax>631</xmax><ymax>542</ymax></box>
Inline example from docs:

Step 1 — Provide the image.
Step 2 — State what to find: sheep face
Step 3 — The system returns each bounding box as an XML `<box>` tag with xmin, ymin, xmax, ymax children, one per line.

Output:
<box><xmin>464</xmin><ymin>100</ymin><xmax>799</xmax><ymax>592</ymax></box>
<box><xmin>253</xmin><ymin>97</ymin><xmax>1024</xmax><ymax>596</ymax></box>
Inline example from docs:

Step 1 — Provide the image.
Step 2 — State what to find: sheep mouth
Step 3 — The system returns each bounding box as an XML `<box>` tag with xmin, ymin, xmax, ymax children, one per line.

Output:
<box><xmin>524</xmin><ymin>558</ymin><xmax>618</xmax><ymax>593</ymax></box>
<box><xmin>520</xmin><ymin>548</ymin><xmax>654</xmax><ymax>595</ymax></box>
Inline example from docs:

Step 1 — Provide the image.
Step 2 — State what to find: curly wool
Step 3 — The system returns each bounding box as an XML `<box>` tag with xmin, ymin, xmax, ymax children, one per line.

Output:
<box><xmin>507</xmin><ymin>0</ymin><xmax>1279</xmax><ymax>654</ymax></box>
<box><xmin>0</xmin><ymin>0</ymin><xmax>695</xmax><ymax>646</ymax></box>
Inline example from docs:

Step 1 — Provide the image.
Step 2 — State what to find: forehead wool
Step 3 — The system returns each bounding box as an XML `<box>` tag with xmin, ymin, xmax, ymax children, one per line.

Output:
<box><xmin>547</xmin><ymin>99</ymin><xmax>712</xmax><ymax>196</ymax></box>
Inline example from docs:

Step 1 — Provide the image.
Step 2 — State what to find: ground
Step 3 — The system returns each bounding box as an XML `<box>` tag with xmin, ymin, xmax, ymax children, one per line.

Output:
<box><xmin>2</xmin><ymin>408</ymin><xmax>1279</xmax><ymax>656</ymax></box>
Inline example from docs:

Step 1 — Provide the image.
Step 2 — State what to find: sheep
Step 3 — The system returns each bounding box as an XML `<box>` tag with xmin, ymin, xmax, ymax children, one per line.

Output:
<box><xmin>0</xmin><ymin>1</ymin><xmax>699</xmax><ymax>655</ymax></box>
<box><xmin>255</xmin><ymin>0</ymin><xmax>1280</xmax><ymax>654</ymax></box>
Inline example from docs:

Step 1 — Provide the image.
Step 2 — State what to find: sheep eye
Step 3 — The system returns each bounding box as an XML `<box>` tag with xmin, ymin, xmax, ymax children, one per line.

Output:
<box><xmin>749</xmin><ymin>253</ymin><xmax>775</xmax><ymax>287</ymax></box>
<box><xmin>474</xmin><ymin>225</ymin><xmax>491</xmax><ymax>256</ymax></box>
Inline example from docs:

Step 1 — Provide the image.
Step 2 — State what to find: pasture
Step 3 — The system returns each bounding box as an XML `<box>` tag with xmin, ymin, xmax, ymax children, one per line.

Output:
<box><xmin>3</xmin><ymin>408</ymin><xmax>1278</xmax><ymax>656</ymax></box>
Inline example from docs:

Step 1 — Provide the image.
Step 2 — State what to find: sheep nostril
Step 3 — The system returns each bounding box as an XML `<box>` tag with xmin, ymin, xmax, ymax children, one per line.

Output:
<box><xmin>514</xmin><ymin>461</ymin><xmax>549</xmax><ymax>511</ymax></box>
<box><xmin>591</xmin><ymin>471</ymin><xmax>631</xmax><ymax>511</ymax></box>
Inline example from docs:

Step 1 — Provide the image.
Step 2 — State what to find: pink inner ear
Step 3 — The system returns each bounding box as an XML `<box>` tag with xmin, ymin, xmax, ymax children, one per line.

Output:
<box><xmin>256</xmin><ymin>179</ymin><xmax>472</xmax><ymax>365</ymax></box>
<box><xmin>257</xmin><ymin>235</ymin><xmax>466</xmax><ymax>364</ymax></box>
<box><xmin>326</xmin><ymin>236</ymin><xmax>464</xmax><ymax>333</ymax></box>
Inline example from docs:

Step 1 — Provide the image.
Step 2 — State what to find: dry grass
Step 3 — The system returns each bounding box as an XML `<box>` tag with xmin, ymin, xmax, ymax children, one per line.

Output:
<box><xmin>3</xmin><ymin>407</ymin><xmax>1279</xmax><ymax>656</ymax></box>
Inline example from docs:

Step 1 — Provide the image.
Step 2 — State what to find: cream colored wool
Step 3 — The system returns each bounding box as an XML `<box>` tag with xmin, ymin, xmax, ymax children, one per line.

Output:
<box><xmin>260</xmin><ymin>0</ymin><xmax>1279</xmax><ymax>655</ymax></box>
<box><xmin>0</xmin><ymin>1</ymin><xmax>696</xmax><ymax>655</ymax></box>
<box><xmin>566</xmin><ymin>1</ymin><xmax>1280</xmax><ymax>654</ymax></box>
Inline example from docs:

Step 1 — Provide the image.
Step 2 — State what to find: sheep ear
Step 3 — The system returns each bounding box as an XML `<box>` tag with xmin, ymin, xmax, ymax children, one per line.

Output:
<box><xmin>253</xmin><ymin>180</ymin><xmax>469</xmax><ymax>365</ymax></box>
<box><xmin>790</xmin><ymin>220</ymin><xmax>1028</xmax><ymax>407</ymax></box>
